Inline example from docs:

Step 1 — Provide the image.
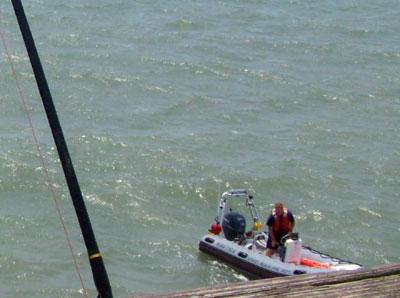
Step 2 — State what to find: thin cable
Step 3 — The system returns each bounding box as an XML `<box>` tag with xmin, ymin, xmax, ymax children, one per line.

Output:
<box><xmin>1</xmin><ymin>30</ymin><xmax>88</xmax><ymax>298</ymax></box>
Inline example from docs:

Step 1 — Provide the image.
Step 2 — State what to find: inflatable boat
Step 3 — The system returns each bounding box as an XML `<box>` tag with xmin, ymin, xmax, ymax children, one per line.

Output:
<box><xmin>199</xmin><ymin>189</ymin><xmax>362</xmax><ymax>278</ymax></box>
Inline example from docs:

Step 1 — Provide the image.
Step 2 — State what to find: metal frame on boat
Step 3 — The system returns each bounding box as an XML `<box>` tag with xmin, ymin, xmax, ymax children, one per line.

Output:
<box><xmin>199</xmin><ymin>189</ymin><xmax>362</xmax><ymax>278</ymax></box>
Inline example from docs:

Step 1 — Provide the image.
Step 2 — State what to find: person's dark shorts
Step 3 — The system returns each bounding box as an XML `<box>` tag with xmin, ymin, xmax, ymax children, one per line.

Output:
<box><xmin>267</xmin><ymin>232</ymin><xmax>287</xmax><ymax>249</ymax></box>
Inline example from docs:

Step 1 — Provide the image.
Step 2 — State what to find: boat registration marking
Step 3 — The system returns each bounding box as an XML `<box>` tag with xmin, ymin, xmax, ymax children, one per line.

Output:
<box><xmin>213</xmin><ymin>240</ymin><xmax>292</xmax><ymax>275</ymax></box>
<box><xmin>245</xmin><ymin>257</ymin><xmax>292</xmax><ymax>275</ymax></box>
<box><xmin>215</xmin><ymin>242</ymin><xmax>237</xmax><ymax>254</ymax></box>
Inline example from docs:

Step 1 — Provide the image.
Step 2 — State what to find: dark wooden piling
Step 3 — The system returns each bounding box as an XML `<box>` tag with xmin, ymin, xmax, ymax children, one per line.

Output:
<box><xmin>134</xmin><ymin>262</ymin><xmax>400</xmax><ymax>297</ymax></box>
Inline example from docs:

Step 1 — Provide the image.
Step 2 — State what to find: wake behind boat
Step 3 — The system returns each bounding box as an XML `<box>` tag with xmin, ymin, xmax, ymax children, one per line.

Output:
<box><xmin>199</xmin><ymin>189</ymin><xmax>362</xmax><ymax>278</ymax></box>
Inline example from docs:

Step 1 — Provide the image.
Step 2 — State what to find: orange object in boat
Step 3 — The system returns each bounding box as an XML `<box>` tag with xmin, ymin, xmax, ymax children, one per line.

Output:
<box><xmin>300</xmin><ymin>257</ymin><xmax>331</xmax><ymax>268</ymax></box>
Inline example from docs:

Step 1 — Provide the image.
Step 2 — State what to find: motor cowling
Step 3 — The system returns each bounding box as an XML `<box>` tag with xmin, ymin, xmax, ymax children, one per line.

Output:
<box><xmin>222</xmin><ymin>212</ymin><xmax>246</xmax><ymax>241</ymax></box>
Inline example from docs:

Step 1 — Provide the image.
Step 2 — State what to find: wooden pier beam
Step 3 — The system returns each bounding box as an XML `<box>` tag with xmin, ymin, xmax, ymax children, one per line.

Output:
<box><xmin>134</xmin><ymin>262</ymin><xmax>400</xmax><ymax>297</ymax></box>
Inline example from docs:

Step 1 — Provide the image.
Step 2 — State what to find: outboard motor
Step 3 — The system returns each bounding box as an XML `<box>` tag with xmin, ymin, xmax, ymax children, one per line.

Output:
<box><xmin>222</xmin><ymin>212</ymin><xmax>246</xmax><ymax>241</ymax></box>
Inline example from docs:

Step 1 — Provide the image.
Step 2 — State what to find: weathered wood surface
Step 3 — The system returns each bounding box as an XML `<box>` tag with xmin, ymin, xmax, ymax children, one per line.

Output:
<box><xmin>134</xmin><ymin>263</ymin><xmax>400</xmax><ymax>297</ymax></box>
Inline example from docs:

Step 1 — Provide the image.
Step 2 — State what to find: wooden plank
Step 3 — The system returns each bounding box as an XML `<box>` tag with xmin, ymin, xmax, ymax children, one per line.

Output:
<box><xmin>133</xmin><ymin>263</ymin><xmax>400</xmax><ymax>297</ymax></box>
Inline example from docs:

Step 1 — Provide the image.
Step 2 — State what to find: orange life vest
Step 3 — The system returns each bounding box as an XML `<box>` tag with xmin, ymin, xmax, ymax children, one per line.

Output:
<box><xmin>300</xmin><ymin>257</ymin><xmax>331</xmax><ymax>268</ymax></box>
<box><xmin>272</xmin><ymin>208</ymin><xmax>289</xmax><ymax>233</ymax></box>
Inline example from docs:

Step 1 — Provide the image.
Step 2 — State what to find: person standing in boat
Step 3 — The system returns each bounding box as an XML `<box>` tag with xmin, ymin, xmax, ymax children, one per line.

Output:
<box><xmin>265</xmin><ymin>202</ymin><xmax>295</xmax><ymax>257</ymax></box>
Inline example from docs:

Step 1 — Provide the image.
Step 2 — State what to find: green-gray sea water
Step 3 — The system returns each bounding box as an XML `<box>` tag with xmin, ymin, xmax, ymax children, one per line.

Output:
<box><xmin>1</xmin><ymin>1</ymin><xmax>399</xmax><ymax>297</ymax></box>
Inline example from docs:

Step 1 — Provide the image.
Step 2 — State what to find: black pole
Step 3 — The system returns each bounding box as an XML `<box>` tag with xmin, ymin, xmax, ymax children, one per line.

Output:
<box><xmin>11</xmin><ymin>1</ymin><xmax>113</xmax><ymax>297</ymax></box>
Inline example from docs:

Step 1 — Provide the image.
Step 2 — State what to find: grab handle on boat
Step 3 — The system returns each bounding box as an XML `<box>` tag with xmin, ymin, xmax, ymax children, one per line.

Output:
<box><xmin>238</xmin><ymin>252</ymin><xmax>248</xmax><ymax>259</ymax></box>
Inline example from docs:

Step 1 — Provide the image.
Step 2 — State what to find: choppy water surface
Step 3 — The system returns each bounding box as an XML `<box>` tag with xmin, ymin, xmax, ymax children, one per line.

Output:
<box><xmin>1</xmin><ymin>1</ymin><xmax>399</xmax><ymax>297</ymax></box>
